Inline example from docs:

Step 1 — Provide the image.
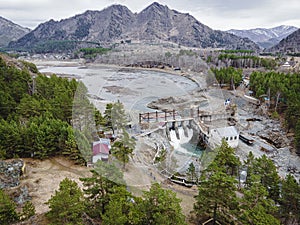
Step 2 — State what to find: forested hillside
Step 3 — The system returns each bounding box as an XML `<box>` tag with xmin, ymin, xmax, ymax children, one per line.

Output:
<box><xmin>192</xmin><ymin>141</ymin><xmax>300</xmax><ymax>225</ymax></box>
<box><xmin>210</xmin><ymin>64</ymin><xmax>300</xmax><ymax>154</ymax></box>
<box><xmin>250</xmin><ymin>71</ymin><xmax>300</xmax><ymax>154</ymax></box>
<box><xmin>0</xmin><ymin>54</ymin><xmax>92</xmax><ymax>163</ymax></box>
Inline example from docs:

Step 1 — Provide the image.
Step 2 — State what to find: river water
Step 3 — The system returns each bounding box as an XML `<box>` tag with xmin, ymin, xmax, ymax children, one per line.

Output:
<box><xmin>38</xmin><ymin>64</ymin><xmax>198</xmax><ymax>115</ymax></box>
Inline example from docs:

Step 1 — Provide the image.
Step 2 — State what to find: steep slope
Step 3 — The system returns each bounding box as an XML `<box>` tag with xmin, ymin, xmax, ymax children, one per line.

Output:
<box><xmin>227</xmin><ymin>25</ymin><xmax>298</xmax><ymax>49</ymax></box>
<box><xmin>267</xmin><ymin>28</ymin><xmax>300</xmax><ymax>53</ymax></box>
<box><xmin>0</xmin><ymin>16</ymin><xmax>31</xmax><ymax>47</ymax></box>
<box><xmin>9</xmin><ymin>5</ymin><xmax>134</xmax><ymax>50</ymax></box>
<box><xmin>130</xmin><ymin>2</ymin><xmax>258</xmax><ymax>50</ymax></box>
<box><xmin>9</xmin><ymin>2</ymin><xmax>259</xmax><ymax>52</ymax></box>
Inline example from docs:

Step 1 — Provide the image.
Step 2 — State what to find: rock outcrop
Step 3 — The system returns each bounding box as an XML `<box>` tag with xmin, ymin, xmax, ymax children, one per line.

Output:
<box><xmin>9</xmin><ymin>2</ymin><xmax>259</xmax><ymax>52</ymax></box>
<box><xmin>0</xmin><ymin>16</ymin><xmax>30</xmax><ymax>47</ymax></box>
<box><xmin>0</xmin><ymin>159</ymin><xmax>24</xmax><ymax>189</ymax></box>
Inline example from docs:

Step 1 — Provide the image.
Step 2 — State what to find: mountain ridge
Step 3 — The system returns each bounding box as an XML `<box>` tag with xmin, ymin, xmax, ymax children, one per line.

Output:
<box><xmin>0</xmin><ymin>16</ymin><xmax>31</xmax><ymax>47</ymax></box>
<box><xmin>9</xmin><ymin>2</ymin><xmax>260</xmax><ymax>52</ymax></box>
<box><xmin>227</xmin><ymin>25</ymin><xmax>298</xmax><ymax>49</ymax></box>
<box><xmin>267</xmin><ymin>28</ymin><xmax>300</xmax><ymax>53</ymax></box>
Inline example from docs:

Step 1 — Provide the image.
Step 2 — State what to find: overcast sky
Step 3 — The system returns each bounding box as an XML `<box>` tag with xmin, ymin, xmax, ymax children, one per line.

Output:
<box><xmin>1</xmin><ymin>0</ymin><xmax>299</xmax><ymax>30</ymax></box>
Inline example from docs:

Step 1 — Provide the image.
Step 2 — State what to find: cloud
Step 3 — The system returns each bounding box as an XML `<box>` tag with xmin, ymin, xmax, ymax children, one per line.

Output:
<box><xmin>176</xmin><ymin>0</ymin><xmax>300</xmax><ymax>30</ymax></box>
<box><xmin>0</xmin><ymin>0</ymin><xmax>113</xmax><ymax>28</ymax></box>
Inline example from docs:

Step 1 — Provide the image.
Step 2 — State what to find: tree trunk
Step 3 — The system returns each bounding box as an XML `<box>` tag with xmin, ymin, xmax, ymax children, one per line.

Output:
<box><xmin>275</xmin><ymin>92</ymin><xmax>280</xmax><ymax>112</ymax></box>
<box><xmin>213</xmin><ymin>202</ymin><xmax>217</xmax><ymax>225</ymax></box>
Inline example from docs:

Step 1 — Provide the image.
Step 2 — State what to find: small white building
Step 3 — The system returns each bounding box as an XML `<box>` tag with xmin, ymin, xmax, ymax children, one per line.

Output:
<box><xmin>282</xmin><ymin>61</ymin><xmax>291</xmax><ymax>68</ymax></box>
<box><xmin>210</xmin><ymin>126</ymin><xmax>239</xmax><ymax>148</ymax></box>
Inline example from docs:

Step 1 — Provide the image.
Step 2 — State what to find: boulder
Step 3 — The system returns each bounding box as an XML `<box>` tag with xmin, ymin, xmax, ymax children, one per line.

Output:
<box><xmin>0</xmin><ymin>159</ymin><xmax>24</xmax><ymax>189</ymax></box>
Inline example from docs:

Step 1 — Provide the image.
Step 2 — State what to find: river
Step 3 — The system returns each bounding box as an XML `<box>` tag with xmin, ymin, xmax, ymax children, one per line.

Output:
<box><xmin>38</xmin><ymin>63</ymin><xmax>199</xmax><ymax>114</ymax></box>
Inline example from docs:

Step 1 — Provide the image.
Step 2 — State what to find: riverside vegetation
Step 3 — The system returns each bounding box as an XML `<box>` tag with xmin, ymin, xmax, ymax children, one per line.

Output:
<box><xmin>0</xmin><ymin>54</ymin><xmax>299</xmax><ymax>224</ymax></box>
<box><xmin>211</xmin><ymin>65</ymin><xmax>300</xmax><ymax>155</ymax></box>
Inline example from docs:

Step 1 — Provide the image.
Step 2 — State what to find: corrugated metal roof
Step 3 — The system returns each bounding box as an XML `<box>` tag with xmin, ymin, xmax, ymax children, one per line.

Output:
<box><xmin>92</xmin><ymin>141</ymin><xmax>110</xmax><ymax>155</ymax></box>
<box><xmin>215</xmin><ymin>126</ymin><xmax>238</xmax><ymax>137</ymax></box>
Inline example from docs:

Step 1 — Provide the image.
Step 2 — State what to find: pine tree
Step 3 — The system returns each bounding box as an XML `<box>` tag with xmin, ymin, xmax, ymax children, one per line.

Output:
<box><xmin>186</xmin><ymin>162</ymin><xmax>197</xmax><ymax>183</ymax></box>
<box><xmin>102</xmin><ymin>186</ymin><xmax>143</xmax><ymax>225</ymax></box>
<box><xmin>245</xmin><ymin>154</ymin><xmax>280</xmax><ymax>202</ymax></box>
<box><xmin>46</xmin><ymin>178</ymin><xmax>85</xmax><ymax>224</ymax></box>
<box><xmin>141</xmin><ymin>183</ymin><xmax>186</xmax><ymax>225</ymax></box>
<box><xmin>111</xmin><ymin>101</ymin><xmax>128</xmax><ymax>134</ymax></box>
<box><xmin>208</xmin><ymin>139</ymin><xmax>241</xmax><ymax>176</ymax></box>
<box><xmin>193</xmin><ymin>165</ymin><xmax>238</xmax><ymax>224</ymax></box>
<box><xmin>111</xmin><ymin>130</ymin><xmax>135</xmax><ymax>169</ymax></box>
<box><xmin>0</xmin><ymin>189</ymin><xmax>19</xmax><ymax>224</ymax></box>
<box><xmin>239</xmin><ymin>174</ymin><xmax>280</xmax><ymax>225</ymax></box>
<box><xmin>80</xmin><ymin>161</ymin><xmax>125</xmax><ymax>219</ymax></box>
<box><xmin>94</xmin><ymin>107</ymin><xmax>106</xmax><ymax>132</ymax></box>
<box><xmin>280</xmin><ymin>174</ymin><xmax>300</xmax><ymax>224</ymax></box>
<box><xmin>103</xmin><ymin>101</ymin><xmax>128</xmax><ymax>134</ymax></box>
<box><xmin>104</xmin><ymin>103</ymin><xmax>113</xmax><ymax>132</ymax></box>
<box><xmin>193</xmin><ymin>139</ymin><xmax>241</xmax><ymax>224</ymax></box>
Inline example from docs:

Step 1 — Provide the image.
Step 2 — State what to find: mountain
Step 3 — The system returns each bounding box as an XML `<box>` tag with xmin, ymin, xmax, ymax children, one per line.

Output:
<box><xmin>267</xmin><ymin>28</ymin><xmax>300</xmax><ymax>53</ymax></box>
<box><xmin>227</xmin><ymin>25</ymin><xmax>298</xmax><ymax>49</ymax></box>
<box><xmin>9</xmin><ymin>2</ymin><xmax>259</xmax><ymax>52</ymax></box>
<box><xmin>130</xmin><ymin>2</ymin><xmax>258</xmax><ymax>50</ymax></box>
<box><xmin>0</xmin><ymin>16</ymin><xmax>31</xmax><ymax>47</ymax></box>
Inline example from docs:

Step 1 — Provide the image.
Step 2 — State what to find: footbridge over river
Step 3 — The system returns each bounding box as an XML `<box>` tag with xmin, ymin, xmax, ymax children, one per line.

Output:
<box><xmin>138</xmin><ymin>107</ymin><xmax>235</xmax><ymax>148</ymax></box>
<box><xmin>138</xmin><ymin>107</ymin><xmax>232</xmax><ymax>124</ymax></box>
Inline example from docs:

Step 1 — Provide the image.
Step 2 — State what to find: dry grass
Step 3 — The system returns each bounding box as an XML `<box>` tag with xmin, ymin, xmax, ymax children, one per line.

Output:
<box><xmin>21</xmin><ymin>157</ymin><xmax>91</xmax><ymax>214</ymax></box>
<box><xmin>19</xmin><ymin>156</ymin><xmax>197</xmax><ymax>223</ymax></box>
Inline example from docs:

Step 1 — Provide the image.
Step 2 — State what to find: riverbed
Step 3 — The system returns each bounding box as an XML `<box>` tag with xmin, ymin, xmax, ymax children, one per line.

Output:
<box><xmin>35</xmin><ymin>60</ymin><xmax>300</xmax><ymax>182</ymax></box>
<box><xmin>37</xmin><ymin>62</ymin><xmax>199</xmax><ymax>114</ymax></box>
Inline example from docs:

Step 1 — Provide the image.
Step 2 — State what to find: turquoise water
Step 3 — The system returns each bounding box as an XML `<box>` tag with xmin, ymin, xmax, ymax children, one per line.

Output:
<box><xmin>180</xmin><ymin>142</ymin><xmax>205</xmax><ymax>156</ymax></box>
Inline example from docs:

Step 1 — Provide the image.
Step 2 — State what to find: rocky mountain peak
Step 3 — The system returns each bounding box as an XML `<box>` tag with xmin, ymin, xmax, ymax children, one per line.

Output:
<box><xmin>267</xmin><ymin>28</ymin><xmax>300</xmax><ymax>53</ymax></box>
<box><xmin>143</xmin><ymin>2</ymin><xmax>168</xmax><ymax>11</ymax></box>
<box><xmin>101</xmin><ymin>4</ymin><xmax>133</xmax><ymax>15</ymax></box>
<box><xmin>227</xmin><ymin>25</ymin><xmax>298</xmax><ymax>49</ymax></box>
<box><xmin>8</xmin><ymin>2</ymin><xmax>260</xmax><ymax>52</ymax></box>
<box><xmin>0</xmin><ymin>16</ymin><xmax>31</xmax><ymax>47</ymax></box>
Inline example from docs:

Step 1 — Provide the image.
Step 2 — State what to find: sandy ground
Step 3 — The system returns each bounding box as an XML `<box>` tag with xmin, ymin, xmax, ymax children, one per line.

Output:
<box><xmin>21</xmin><ymin>157</ymin><xmax>91</xmax><ymax>214</ymax></box>
<box><xmin>20</xmin><ymin>156</ymin><xmax>197</xmax><ymax>220</ymax></box>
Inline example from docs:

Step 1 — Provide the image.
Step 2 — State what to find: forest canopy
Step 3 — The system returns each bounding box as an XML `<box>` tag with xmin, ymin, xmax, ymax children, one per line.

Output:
<box><xmin>0</xmin><ymin>55</ymin><xmax>94</xmax><ymax>163</ymax></box>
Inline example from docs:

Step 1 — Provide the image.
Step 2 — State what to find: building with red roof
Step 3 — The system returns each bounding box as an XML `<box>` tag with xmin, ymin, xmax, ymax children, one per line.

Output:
<box><xmin>92</xmin><ymin>139</ymin><xmax>111</xmax><ymax>163</ymax></box>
